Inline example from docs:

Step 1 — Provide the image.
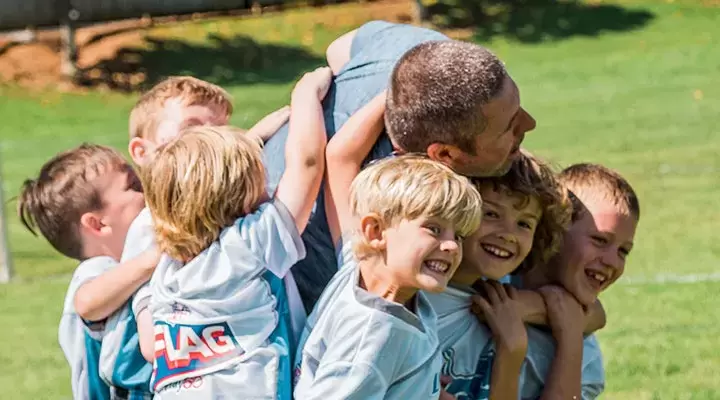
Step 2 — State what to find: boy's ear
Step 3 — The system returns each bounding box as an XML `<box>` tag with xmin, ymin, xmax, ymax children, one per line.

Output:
<box><xmin>79</xmin><ymin>212</ymin><xmax>111</xmax><ymax>237</ymax></box>
<box><xmin>360</xmin><ymin>213</ymin><xmax>386</xmax><ymax>251</ymax></box>
<box><xmin>129</xmin><ymin>137</ymin><xmax>153</xmax><ymax>167</ymax></box>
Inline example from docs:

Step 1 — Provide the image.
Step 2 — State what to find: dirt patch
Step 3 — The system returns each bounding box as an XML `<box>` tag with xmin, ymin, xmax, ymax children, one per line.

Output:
<box><xmin>0</xmin><ymin>0</ymin><xmax>416</xmax><ymax>93</ymax></box>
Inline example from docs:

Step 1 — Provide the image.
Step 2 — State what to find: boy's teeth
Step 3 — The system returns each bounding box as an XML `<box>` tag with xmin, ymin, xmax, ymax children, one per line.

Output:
<box><xmin>586</xmin><ymin>271</ymin><xmax>607</xmax><ymax>284</ymax></box>
<box><xmin>481</xmin><ymin>244</ymin><xmax>512</xmax><ymax>259</ymax></box>
<box><xmin>425</xmin><ymin>260</ymin><xmax>449</xmax><ymax>273</ymax></box>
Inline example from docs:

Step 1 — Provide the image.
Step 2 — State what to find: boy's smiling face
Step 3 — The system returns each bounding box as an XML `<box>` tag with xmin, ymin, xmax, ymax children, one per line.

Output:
<box><xmin>379</xmin><ymin>216</ymin><xmax>464</xmax><ymax>293</ymax></box>
<box><xmin>549</xmin><ymin>199</ymin><xmax>637</xmax><ymax>307</ymax></box>
<box><xmin>453</xmin><ymin>186</ymin><xmax>541</xmax><ymax>284</ymax></box>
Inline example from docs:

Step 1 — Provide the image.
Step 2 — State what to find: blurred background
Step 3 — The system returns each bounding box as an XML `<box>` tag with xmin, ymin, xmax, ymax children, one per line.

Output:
<box><xmin>0</xmin><ymin>0</ymin><xmax>718</xmax><ymax>398</ymax></box>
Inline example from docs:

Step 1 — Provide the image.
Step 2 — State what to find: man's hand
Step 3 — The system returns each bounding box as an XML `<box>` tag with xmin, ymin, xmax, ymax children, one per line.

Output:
<box><xmin>473</xmin><ymin>281</ymin><xmax>528</xmax><ymax>359</ymax></box>
<box><xmin>538</xmin><ymin>285</ymin><xmax>585</xmax><ymax>343</ymax></box>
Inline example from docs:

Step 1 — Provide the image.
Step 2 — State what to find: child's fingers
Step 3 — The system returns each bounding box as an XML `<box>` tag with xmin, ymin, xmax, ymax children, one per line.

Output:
<box><xmin>504</xmin><ymin>283</ymin><xmax>519</xmax><ymax>300</ymax></box>
<box><xmin>440</xmin><ymin>374</ymin><xmax>453</xmax><ymax>386</ymax></box>
<box><xmin>486</xmin><ymin>280</ymin><xmax>506</xmax><ymax>303</ymax></box>
<box><xmin>470</xmin><ymin>294</ymin><xmax>492</xmax><ymax>316</ymax></box>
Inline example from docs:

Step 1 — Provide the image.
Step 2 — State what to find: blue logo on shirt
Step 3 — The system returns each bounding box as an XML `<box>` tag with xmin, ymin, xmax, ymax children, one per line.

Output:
<box><xmin>152</xmin><ymin>321</ymin><xmax>244</xmax><ymax>390</ymax></box>
<box><xmin>441</xmin><ymin>343</ymin><xmax>495</xmax><ymax>400</ymax></box>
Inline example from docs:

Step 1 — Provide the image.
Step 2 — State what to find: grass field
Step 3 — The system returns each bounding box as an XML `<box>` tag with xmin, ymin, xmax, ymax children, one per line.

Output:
<box><xmin>1</xmin><ymin>0</ymin><xmax>719</xmax><ymax>398</ymax></box>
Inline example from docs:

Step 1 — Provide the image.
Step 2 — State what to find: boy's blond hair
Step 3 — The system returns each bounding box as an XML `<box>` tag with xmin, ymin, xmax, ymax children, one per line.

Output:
<box><xmin>129</xmin><ymin>76</ymin><xmax>233</xmax><ymax>140</ymax></box>
<box><xmin>16</xmin><ymin>144</ymin><xmax>130</xmax><ymax>260</ymax></box>
<box><xmin>349</xmin><ymin>154</ymin><xmax>483</xmax><ymax>258</ymax></box>
<box><xmin>140</xmin><ymin>125</ymin><xmax>266</xmax><ymax>262</ymax></box>
<box><xmin>474</xmin><ymin>150</ymin><xmax>572</xmax><ymax>274</ymax></box>
<box><xmin>558</xmin><ymin>163</ymin><xmax>640</xmax><ymax>222</ymax></box>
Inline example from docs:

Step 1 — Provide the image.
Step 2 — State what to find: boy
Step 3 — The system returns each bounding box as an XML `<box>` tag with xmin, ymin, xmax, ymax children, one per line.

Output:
<box><xmin>143</xmin><ymin>67</ymin><xmax>331</xmax><ymax>399</ymax></box>
<box><xmin>96</xmin><ymin>75</ymin><xmax>295</xmax><ymax>399</ymax></box>
<box><xmin>505</xmin><ymin>163</ymin><xmax>640</xmax><ymax>399</ymax></box>
<box><xmin>426</xmin><ymin>150</ymin><xmax>579</xmax><ymax>400</ymax></box>
<box><xmin>293</xmin><ymin>94</ymin><xmax>484</xmax><ymax>398</ymax></box>
<box><xmin>16</xmin><ymin>144</ymin><xmax>154</xmax><ymax>400</ymax></box>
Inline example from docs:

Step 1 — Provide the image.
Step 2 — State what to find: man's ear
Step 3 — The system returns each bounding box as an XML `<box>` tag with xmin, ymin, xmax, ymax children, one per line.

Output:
<box><xmin>79</xmin><ymin>211</ymin><xmax>111</xmax><ymax>237</ymax></box>
<box><xmin>426</xmin><ymin>143</ymin><xmax>465</xmax><ymax>171</ymax></box>
<box><xmin>360</xmin><ymin>213</ymin><xmax>386</xmax><ymax>251</ymax></box>
<box><xmin>129</xmin><ymin>137</ymin><xmax>153</xmax><ymax>167</ymax></box>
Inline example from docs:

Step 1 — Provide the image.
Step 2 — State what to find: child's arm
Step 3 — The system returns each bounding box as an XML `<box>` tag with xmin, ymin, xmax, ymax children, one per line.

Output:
<box><xmin>73</xmin><ymin>249</ymin><xmax>159</xmax><ymax>322</ymax></box>
<box><xmin>136</xmin><ymin>308</ymin><xmax>155</xmax><ymax>362</ymax></box>
<box><xmin>324</xmin><ymin>91</ymin><xmax>386</xmax><ymax>246</ymax></box>
<box><xmin>537</xmin><ymin>285</ymin><xmax>585</xmax><ymax>400</ymax></box>
<box><xmin>473</xmin><ymin>281</ymin><xmax>527</xmax><ymax>400</ymax></box>
<box><xmin>471</xmin><ymin>286</ymin><xmax>606</xmax><ymax>335</ymax></box>
<box><xmin>273</xmin><ymin>67</ymin><xmax>332</xmax><ymax>234</ymax></box>
<box><xmin>245</xmin><ymin>105</ymin><xmax>291</xmax><ymax>143</ymax></box>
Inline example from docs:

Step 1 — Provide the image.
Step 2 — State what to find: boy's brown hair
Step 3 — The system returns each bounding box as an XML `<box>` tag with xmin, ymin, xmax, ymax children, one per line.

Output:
<box><xmin>385</xmin><ymin>40</ymin><xmax>507</xmax><ymax>155</ymax></box>
<box><xmin>140</xmin><ymin>125</ymin><xmax>266</xmax><ymax>262</ymax></box>
<box><xmin>559</xmin><ymin>163</ymin><xmax>640</xmax><ymax>222</ymax></box>
<box><xmin>16</xmin><ymin>144</ymin><xmax>129</xmax><ymax>261</ymax></box>
<box><xmin>474</xmin><ymin>150</ymin><xmax>572</xmax><ymax>274</ymax></box>
<box><xmin>129</xmin><ymin>76</ymin><xmax>233</xmax><ymax>140</ymax></box>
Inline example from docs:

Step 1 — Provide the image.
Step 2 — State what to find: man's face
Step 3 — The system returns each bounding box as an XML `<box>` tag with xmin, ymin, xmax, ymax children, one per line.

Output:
<box><xmin>452</xmin><ymin>76</ymin><xmax>536</xmax><ymax>177</ymax></box>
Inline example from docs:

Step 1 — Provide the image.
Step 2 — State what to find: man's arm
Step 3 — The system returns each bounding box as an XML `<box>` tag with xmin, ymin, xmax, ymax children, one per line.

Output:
<box><xmin>274</xmin><ymin>67</ymin><xmax>332</xmax><ymax>234</ymax></box>
<box><xmin>324</xmin><ymin>91</ymin><xmax>386</xmax><ymax>246</ymax></box>
<box><xmin>326</xmin><ymin>29</ymin><xmax>358</xmax><ymax>75</ymax></box>
<box><xmin>74</xmin><ymin>249</ymin><xmax>159</xmax><ymax>322</ymax></box>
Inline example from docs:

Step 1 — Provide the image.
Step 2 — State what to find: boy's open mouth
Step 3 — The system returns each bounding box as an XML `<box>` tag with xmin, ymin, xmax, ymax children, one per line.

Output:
<box><xmin>423</xmin><ymin>260</ymin><xmax>450</xmax><ymax>274</ymax></box>
<box><xmin>584</xmin><ymin>268</ymin><xmax>609</xmax><ymax>290</ymax></box>
<box><xmin>481</xmin><ymin>243</ymin><xmax>514</xmax><ymax>260</ymax></box>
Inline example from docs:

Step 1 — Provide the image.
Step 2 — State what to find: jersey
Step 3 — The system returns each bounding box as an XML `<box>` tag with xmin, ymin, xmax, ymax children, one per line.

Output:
<box><xmin>59</xmin><ymin>256</ymin><xmax>116</xmax><ymax>400</ymax></box>
<box><xmin>293</xmin><ymin>240</ymin><xmax>443</xmax><ymax>400</ymax></box>
<box><xmin>150</xmin><ymin>199</ymin><xmax>305</xmax><ymax>400</ymax></box>
<box><xmin>426</xmin><ymin>286</ymin><xmax>605</xmax><ymax>400</ymax></box>
<box><xmin>98</xmin><ymin>207</ymin><xmax>154</xmax><ymax>399</ymax></box>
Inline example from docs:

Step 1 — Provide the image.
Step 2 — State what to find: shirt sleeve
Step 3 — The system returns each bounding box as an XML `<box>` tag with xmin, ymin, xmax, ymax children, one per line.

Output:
<box><xmin>120</xmin><ymin>208</ymin><xmax>156</xmax><ymax>262</ymax></box>
<box><xmin>131</xmin><ymin>282</ymin><xmax>152</xmax><ymax>317</ymax></box>
<box><xmin>231</xmin><ymin>198</ymin><xmax>306</xmax><ymax>278</ymax></box>
<box><xmin>303</xmin><ymin>361</ymin><xmax>388</xmax><ymax>400</ymax></box>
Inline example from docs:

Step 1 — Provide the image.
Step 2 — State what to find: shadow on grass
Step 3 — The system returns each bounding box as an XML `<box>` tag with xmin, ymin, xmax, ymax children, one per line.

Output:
<box><xmin>424</xmin><ymin>0</ymin><xmax>655</xmax><ymax>43</ymax></box>
<box><xmin>76</xmin><ymin>33</ymin><xmax>324</xmax><ymax>92</ymax></box>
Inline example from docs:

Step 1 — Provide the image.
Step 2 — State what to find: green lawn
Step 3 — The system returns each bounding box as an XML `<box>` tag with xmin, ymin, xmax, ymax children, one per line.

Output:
<box><xmin>1</xmin><ymin>0</ymin><xmax>718</xmax><ymax>398</ymax></box>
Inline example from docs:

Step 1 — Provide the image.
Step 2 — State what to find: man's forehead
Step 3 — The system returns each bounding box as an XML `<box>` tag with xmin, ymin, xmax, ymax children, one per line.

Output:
<box><xmin>483</xmin><ymin>77</ymin><xmax>520</xmax><ymax>123</ymax></box>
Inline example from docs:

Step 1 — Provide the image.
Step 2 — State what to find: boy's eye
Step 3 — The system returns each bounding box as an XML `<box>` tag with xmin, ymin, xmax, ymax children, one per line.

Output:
<box><xmin>483</xmin><ymin>210</ymin><xmax>499</xmax><ymax>219</ymax></box>
<box><xmin>454</xmin><ymin>233</ymin><xmax>465</xmax><ymax>242</ymax></box>
<box><xmin>425</xmin><ymin>225</ymin><xmax>442</xmax><ymax>235</ymax></box>
<box><xmin>591</xmin><ymin>236</ymin><xmax>608</xmax><ymax>245</ymax></box>
<box><xmin>518</xmin><ymin>220</ymin><xmax>534</xmax><ymax>230</ymax></box>
<box><xmin>619</xmin><ymin>247</ymin><xmax>631</xmax><ymax>259</ymax></box>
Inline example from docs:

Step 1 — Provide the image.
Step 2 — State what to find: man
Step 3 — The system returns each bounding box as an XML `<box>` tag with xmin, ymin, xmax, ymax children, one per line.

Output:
<box><xmin>262</xmin><ymin>21</ymin><xmax>537</xmax><ymax>311</ymax></box>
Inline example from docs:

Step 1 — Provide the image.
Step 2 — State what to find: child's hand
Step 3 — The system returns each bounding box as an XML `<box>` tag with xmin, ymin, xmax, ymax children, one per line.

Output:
<box><xmin>538</xmin><ymin>285</ymin><xmax>585</xmax><ymax>342</ymax></box>
<box><xmin>246</xmin><ymin>105</ymin><xmax>290</xmax><ymax>143</ymax></box>
<box><xmin>438</xmin><ymin>375</ymin><xmax>456</xmax><ymax>399</ymax></box>
<box><xmin>292</xmin><ymin>66</ymin><xmax>333</xmax><ymax>102</ymax></box>
<box><xmin>473</xmin><ymin>281</ymin><xmax>528</xmax><ymax>359</ymax></box>
<box><xmin>139</xmin><ymin>247</ymin><xmax>161</xmax><ymax>272</ymax></box>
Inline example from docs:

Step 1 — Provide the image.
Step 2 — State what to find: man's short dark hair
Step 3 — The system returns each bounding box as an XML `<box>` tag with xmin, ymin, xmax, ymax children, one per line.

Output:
<box><xmin>385</xmin><ymin>40</ymin><xmax>508</xmax><ymax>154</ymax></box>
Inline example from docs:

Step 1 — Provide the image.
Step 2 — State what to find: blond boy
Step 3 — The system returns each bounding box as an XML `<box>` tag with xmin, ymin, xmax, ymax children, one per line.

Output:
<box><xmin>142</xmin><ymin>67</ymin><xmax>331</xmax><ymax>399</ymax></box>
<box><xmin>293</xmin><ymin>118</ymin><xmax>483</xmax><ymax>399</ymax></box>
<box><xmin>16</xmin><ymin>144</ymin><xmax>154</xmax><ymax>400</ymax></box>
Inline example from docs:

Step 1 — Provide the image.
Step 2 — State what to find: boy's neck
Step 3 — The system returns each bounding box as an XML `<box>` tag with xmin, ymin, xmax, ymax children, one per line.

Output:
<box><xmin>358</xmin><ymin>258</ymin><xmax>418</xmax><ymax>310</ymax></box>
